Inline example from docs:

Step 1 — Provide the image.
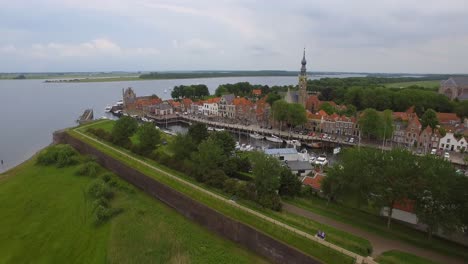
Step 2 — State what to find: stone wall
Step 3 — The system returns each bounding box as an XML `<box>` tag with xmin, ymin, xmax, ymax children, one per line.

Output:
<box><xmin>54</xmin><ymin>131</ymin><xmax>321</xmax><ymax>264</ymax></box>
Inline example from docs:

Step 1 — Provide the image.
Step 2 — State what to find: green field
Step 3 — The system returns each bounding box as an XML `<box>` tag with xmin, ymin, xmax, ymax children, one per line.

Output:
<box><xmin>384</xmin><ymin>80</ymin><xmax>441</xmax><ymax>89</ymax></box>
<box><xmin>70</xmin><ymin>120</ymin><xmax>356</xmax><ymax>263</ymax></box>
<box><xmin>286</xmin><ymin>197</ymin><xmax>468</xmax><ymax>261</ymax></box>
<box><xmin>0</xmin><ymin>154</ymin><xmax>267</xmax><ymax>264</ymax></box>
<box><xmin>376</xmin><ymin>250</ymin><xmax>439</xmax><ymax>264</ymax></box>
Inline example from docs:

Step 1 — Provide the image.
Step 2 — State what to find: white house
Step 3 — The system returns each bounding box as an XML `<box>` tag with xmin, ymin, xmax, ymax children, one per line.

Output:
<box><xmin>202</xmin><ymin>98</ymin><xmax>220</xmax><ymax>116</ymax></box>
<box><xmin>283</xmin><ymin>160</ymin><xmax>313</xmax><ymax>176</ymax></box>
<box><xmin>264</xmin><ymin>148</ymin><xmax>300</xmax><ymax>161</ymax></box>
<box><xmin>439</xmin><ymin>132</ymin><xmax>467</xmax><ymax>152</ymax></box>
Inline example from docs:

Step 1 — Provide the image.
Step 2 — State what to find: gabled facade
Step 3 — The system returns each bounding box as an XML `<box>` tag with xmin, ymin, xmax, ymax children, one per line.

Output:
<box><xmin>202</xmin><ymin>97</ymin><xmax>220</xmax><ymax>116</ymax></box>
<box><xmin>439</xmin><ymin>132</ymin><xmax>467</xmax><ymax>152</ymax></box>
<box><xmin>439</xmin><ymin>76</ymin><xmax>468</xmax><ymax>100</ymax></box>
<box><xmin>218</xmin><ymin>94</ymin><xmax>235</xmax><ymax>118</ymax></box>
<box><xmin>419</xmin><ymin>126</ymin><xmax>441</xmax><ymax>151</ymax></box>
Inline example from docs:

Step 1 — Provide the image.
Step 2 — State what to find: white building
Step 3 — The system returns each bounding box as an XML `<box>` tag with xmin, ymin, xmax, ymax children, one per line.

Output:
<box><xmin>202</xmin><ymin>98</ymin><xmax>220</xmax><ymax>116</ymax></box>
<box><xmin>264</xmin><ymin>148</ymin><xmax>300</xmax><ymax>161</ymax></box>
<box><xmin>439</xmin><ymin>132</ymin><xmax>467</xmax><ymax>152</ymax></box>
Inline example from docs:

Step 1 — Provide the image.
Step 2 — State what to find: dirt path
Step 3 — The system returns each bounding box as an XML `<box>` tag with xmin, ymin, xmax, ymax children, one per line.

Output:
<box><xmin>283</xmin><ymin>203</ymin><xmax>464</xmax><ymax>264</ymax></box>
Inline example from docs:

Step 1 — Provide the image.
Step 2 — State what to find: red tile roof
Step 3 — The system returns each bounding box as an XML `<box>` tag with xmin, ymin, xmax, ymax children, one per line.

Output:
<box><xmin>204</xmin><ymin>97</ymin><xmax>221</xmax><ymax>104</ymax></box>
<box><xmin>252</xmin><ymin>89</ymin><xmax>262</xmax><ymax>96</ymax></box>
<box><xmin>135</xmin><ymin>98</ymin><xmax>162</xmax><ymax>108</ymax></box>
<box><xmin>437</xmin><ymin>112</ymin><xmax>459</xmax><ymax>124</ymax></box>
<box><xmin>393</xmin><ymin>199</ymin><xmax>415</xmax><ymax>213</ymax></box>
<box><xmin>233</xmin><ymin>97</ymin><xmax>253</xmax><ymax>106</ymax></box>
<box><xmin>302</xmin><ymin>174</ymin><xmax>325</xmax><ymax>190</ymax></box>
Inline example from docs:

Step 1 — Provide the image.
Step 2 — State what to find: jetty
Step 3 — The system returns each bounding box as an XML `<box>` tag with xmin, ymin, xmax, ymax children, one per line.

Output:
<box><xmin>77</xmin><ymin>109</ymin><xmax>94</xmax><ymax>125</ymax></box>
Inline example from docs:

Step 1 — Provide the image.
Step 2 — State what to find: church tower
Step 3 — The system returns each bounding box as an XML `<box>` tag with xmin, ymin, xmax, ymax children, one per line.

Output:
<box><xmin>298</xmin><ymin>48</ymin><xmax>308</xmax><ymax>107</ymax></box>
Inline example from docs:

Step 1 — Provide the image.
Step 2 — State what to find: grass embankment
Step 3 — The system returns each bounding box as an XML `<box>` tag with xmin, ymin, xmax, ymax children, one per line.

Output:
<box><xmin>376</xmin><ymin>250</ymin><xmax>439</xmax><ymax>264</ymax></box>
<box><xmin>0</xmin><ymin>153</ymin><xmax>266</xmax><ymax>263</ymax></box>
<box><xmin>384</xmin><ymin>80</ymin><xmax>441</xmax><ymax>89</ymax></box>
<box><xmin>87</xmin><ymin>120</ymin><xmax>372</xmax><ymax>255</ymax></box>
<box><xmin>286</xmin><ymin>197</ymin><xmax>468</xmax><ymax>261</ymax></box>
<box><xmin>70</xmin><ymin>120</ymin><xmax>357</xmax><ymax>263</ymax></box>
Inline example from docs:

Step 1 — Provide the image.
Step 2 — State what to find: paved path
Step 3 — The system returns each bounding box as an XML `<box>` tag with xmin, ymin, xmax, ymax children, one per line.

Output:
<box><xmin>73</xmin><ymin>122</ymin><xmax>372</xmax><ymax>264</ymax></box>
<box><xmin>283</xmin><ymin>203</ymin><xmax>465</xmax><ymax>264</ymax></box>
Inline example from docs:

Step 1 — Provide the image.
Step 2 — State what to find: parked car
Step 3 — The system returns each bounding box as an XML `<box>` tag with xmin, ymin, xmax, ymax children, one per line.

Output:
<box><xmin>444</xmin><ymin>152</ymin><xmax>450</xmax><ymax>160</ymax></box>
<box><xmin>430</xmin><ymin>148</ymin><xmax>437</xmax><ymax>155</ymax></box>
<box><xmin>349</xmin><ymin>137</ymin><xmax>355</xmax><ymax>143</ymax></box>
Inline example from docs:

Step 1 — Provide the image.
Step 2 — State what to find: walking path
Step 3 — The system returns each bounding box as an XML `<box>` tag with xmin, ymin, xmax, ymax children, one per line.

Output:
<box><xmin>282</xmin><ymin>203</ymin><xmax>464</xmax><ymax>264</ymax></box>
<box><xmin>73</xmin><ymin>122</ymin><xmax>373</xmax><ymax>264</ymax></box>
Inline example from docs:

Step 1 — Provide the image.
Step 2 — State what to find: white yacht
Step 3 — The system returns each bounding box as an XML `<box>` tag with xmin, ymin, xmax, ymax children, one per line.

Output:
<box><xmin>250</xmin><ymin>132</ymin><xmax>264</xmax><ymax>139</ymax></box>
<box><xmin>265</xmin><ymin>134</ymin><xmax>283</xmax><ymax>143</ymax></box>
<box><xmin>104</xmin><ymin>105</ymin><xmax>112</xmax><ymax>112</ymax></box>
<box><xmin>207</xmin><ymin>127</ymin><xmax>215</xmax><ymax>131</ymax></box>
<box><xmin>214</xmin><ymin>128</ymin><xmax>225</xmax><ymax>132</ymax></box>
<box><xmin>286</xmin><ymin>139</ymin><xmax>301</xmax><ymax>147</ymax></box>
<box><xmin>314</xmin><ymin>154</ymin><xmax>328</xmax><ymax>166</ymax></box>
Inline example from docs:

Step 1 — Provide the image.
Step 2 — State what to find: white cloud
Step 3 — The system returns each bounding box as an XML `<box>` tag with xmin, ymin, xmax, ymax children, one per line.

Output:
<box><xmin>1</xmin><ymin>38</ymin><xmax>159</xmax><ymax>58</ymax></box>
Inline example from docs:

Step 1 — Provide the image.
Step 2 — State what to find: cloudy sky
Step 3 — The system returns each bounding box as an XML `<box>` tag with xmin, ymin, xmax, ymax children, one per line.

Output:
<box><xmin>1</xmin><ymin>0</ymin><xmax>467</xmax><ymax>73</ymax></box>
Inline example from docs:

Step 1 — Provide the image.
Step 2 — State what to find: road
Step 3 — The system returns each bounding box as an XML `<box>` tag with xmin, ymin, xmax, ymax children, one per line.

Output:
<box><xmin>282</xmin><ymin>203</ymin><xmax>465</xmax><ymax>264</ymax></box>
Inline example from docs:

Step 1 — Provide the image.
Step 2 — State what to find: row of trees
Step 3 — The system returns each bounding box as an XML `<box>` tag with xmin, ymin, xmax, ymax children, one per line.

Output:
<box><xmin>323</xmin><ymin>148</ymin><xmax>468</xmax><ymax>238</ymax></box>
<box><xmin>271</xmin><ymin>100</ymin><xmax>307</xmax><ymax>132</ymax></box>
<box><xmin>171</xmin><ymin>84</ymin><xmax>210</xmax><ymax>100</ymax></box>
<box><xmin>215</xmin><ymin>82</ymin><xmax>270</xmax><ymax>97</ymax></box>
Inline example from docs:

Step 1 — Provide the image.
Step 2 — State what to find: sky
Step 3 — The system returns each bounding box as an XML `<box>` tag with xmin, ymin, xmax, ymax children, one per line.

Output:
<box><xmin>1</xmin><ymin>0</ymin><xmax>467</xmax><ymax>73</ymax></box>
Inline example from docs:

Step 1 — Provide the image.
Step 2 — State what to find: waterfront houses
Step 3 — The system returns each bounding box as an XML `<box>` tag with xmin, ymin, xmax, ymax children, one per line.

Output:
<box><xmin>202</xmin><ymin>97</ymin><xmax>220</xmax><ymax>116</ymax></box>
<box><xmin>218</xmin><ymin>94</ymin><xmax>235</xmax><ymax>118</ymax></box>
<box><xmin>306</xmin><ymin>110</ymin><xmax>359</xmax><ymax>136</ymax></box>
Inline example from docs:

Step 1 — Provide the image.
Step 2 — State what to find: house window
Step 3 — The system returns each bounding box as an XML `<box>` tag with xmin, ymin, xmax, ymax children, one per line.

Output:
<box><xmin>447</xmin><ymin>139</ymin><xmax>451</xmax><ymax>143</ymax></box>
<box><xmin>442</xmin><ymin>144</ymin><xmax>445</xmax><ymax>148</ymax></box>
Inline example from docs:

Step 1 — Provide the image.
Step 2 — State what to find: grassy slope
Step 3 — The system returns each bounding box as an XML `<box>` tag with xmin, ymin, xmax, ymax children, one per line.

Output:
<box><xmin>384</xmin><ymin>80</ymin><xmax>441</xmax><ymax>89</ymax></box>
<box><xmin>0</xmin><ymin>156</ymin><xmax>266</xmax><ymax>264</ymax></box>
<box><xmin>376</xmin><ymin>250</ymin><xmax>439</xmax><ymax>264</ymax></box>
<box><xmin>286</xmin><ymin>197</ymin><xmax>468</xmax><ymax>261</ymax></box>
<box><xmin>76</xmin><ymin>120</ymin><xmax>365</xmax><ymax>261</ymax></box>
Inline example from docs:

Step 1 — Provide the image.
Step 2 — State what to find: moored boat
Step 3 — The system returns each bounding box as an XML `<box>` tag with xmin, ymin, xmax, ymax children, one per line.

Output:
<box><xmin>104</xmin><ymin>105</ymin><xmax>112</xmax><ymax>112</ymax></box>
<box><xmin>265</xmin><ymin>134</ymin><xmax>283</xmax><ymax>143</ymax></box>
<box><xmin>286</xmin><ymin>139</ymin><xmax>302</xmax><ymax>147</ymax></box>
<box><xmin>250</xmin><ymin>132</ymin><xmax>264</xmax><ymax>139</ymax></box>
<box><xmin>333</xmin><ymin>147</ymin><xmax>341</xmax><ymax>155</ymax></box>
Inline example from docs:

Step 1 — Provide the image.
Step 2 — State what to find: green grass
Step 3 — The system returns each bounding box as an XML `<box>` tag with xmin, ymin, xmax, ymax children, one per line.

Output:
<box><xmin>70</xmin><ymin>121</ymin><xmax>356</xmax><ymax>264</ymax></box>
<box><xmin>0</xmin><ymin>153</ymin><xmax>267</xmax><ymax>264</ymax></box>
<box><xmin>384</xmin><ymin>80</ymin><xmax>441</xmax><ymax>89</ymax></box>
<box><xmin>286</xmin><ymin>196</ymin><xmax>468</xmax><ymax>261</ymax></box>
<box><xmin>377</xmin><ymin>250</ymin><xmax>439</xmax><ymax>264</ymax></box>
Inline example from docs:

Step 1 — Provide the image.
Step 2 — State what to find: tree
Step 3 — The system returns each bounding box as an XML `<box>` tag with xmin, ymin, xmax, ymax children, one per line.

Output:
<box><xmin>421</xmin><ymin>109</ymin><xmax>439</xmax><ymax>132</ymax></box>
<box><xmin>250</xmin><ymin>152</ymin><xmax>282</xmax><ymax>210</ymax></box>
<box><xmin>170</xmin><ymin>134</ymin><xmax>196</xmax><ymax>160</ymax></box>
<box><xmin>319</xmin><ymin>102</ymin><xmax>335</xmax><ymax>115</ymax></box>
<box><xmin>359</xmin><ymin>108</ymin><xmax>383</xmax><ymax>139</ymax></box>
<box><xmin>266</xmin><ymin>92</ymin><xmax>282</xmax><ymax>106</ymax></box>
<box><xmin>208</xmin><ymin>131</ymin><xmax>236</xmax><ymax>155</ymax></box>
<box><xmin>278</xmin><ymin>166</ymin><xmax>301</xmax><ymax>197</ymax></box>
<box><xmin>188</xmin><ymin>123</ymin><xmax>209</xmax><ymax>145</ymax></box>
<box><xmin>414</xmin><ymin>155</ymin><xmax>461</xmax><ymax>239</ymax></box>
<box><xmin>287</xmin><ymin>103</ymin><xmax>307</xmax><ymax>127</ymax></box>
<box><xmin>136</xmin><ymin>123</ymin><xmax>161</xmax><ymax>155</ymax></box>
<box><xmin>455</xmin><ymin>100</ymin><xmax>468</xmax><ymax>122</ymax></box>
<box><xmin>381</xmin><ymin>110</ymin><xmax>394</xmax><ymax>140</ymax></box>
<box><xmin>271</xmin><ymin>100</ymin><xmax>289</xmax><ymax>131</ymax></box>
<box><xmin>111</xmin><ymin>116</ymin><xmax>138</xmax><ymax>147</ymax></box>
<box><xmin>191</xmin><ymin>138</ymin><xmax>227</xmax><ymax>180</ymax></box>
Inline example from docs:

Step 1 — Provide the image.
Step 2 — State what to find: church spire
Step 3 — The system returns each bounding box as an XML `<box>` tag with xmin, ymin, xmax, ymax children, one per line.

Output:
<box><xmin>300</xmin><ymin>48</ymin><xmax>307</xmax><ymax>76</ymax></box>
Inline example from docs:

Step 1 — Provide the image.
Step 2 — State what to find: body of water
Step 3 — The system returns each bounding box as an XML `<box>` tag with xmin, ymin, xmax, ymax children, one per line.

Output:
<box><xmin>0</xmin><ymin>74</ymin><xmax>362</xmax><ymax>172</ymax></box>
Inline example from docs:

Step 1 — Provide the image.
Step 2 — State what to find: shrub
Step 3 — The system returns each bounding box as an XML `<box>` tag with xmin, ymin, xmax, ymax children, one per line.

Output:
<box><xmin>94</xmin><ymin>205</ymin><xmax>123</xmax><ymax>224</ymax></box>
<box><xmin>223</xmin><ymin>178</ymin><xmax>238</xmax><ymax>194</ymax></box>
<box><xmin>204</xmin><ymin>169</ymin><xmax>228</xmax><ymax>188</ymax></box>
<box><xmin>100</xmin><ymin>172</ymin><xmax>113</xmax><ymax>183</ymax></box>
<box><xmin>37</xmin><ymin>144</ymin><xmax>78</xmax><ymax>167</ymax></box>
<box><xmin>87</xmin><ymin>179</ymin><xmax>114</xmax><ymax>199</ymax></box>
<box><xmin>257</xmin><ymin>193</ymin><xmax>282</xmax><ymax>211</ymax></box>
<box><xmin>87</xmin><ymin>128</ymin><xmax>112</xmax><ymax>141</ymax></box>
<box><xmin>76</xmin><ymin>161</ymin><xmax>100</xmax><ymax>177</ymax></box>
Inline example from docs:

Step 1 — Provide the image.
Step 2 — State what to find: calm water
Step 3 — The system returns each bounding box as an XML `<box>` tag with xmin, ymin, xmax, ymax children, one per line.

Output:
<box><xmin>0</xmin><ymin>74</ymin><xmax>362</xmax><ymax>172</ymax></box>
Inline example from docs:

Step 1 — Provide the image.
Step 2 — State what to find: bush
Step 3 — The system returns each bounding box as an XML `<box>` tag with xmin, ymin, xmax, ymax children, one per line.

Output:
<box><xmin>204</xmin><ymin>169</ymin><xmax>228</xmax><ymax>188</ymax></box>
<box><xmin>37</xmin><ymin>144</ymin><xmax>78</xmax><ymax>167</ymax></box>
<box><xmin>87</xmin><ymin>179</ymin><xmax>114</xmax><ymax>199</ymax></box>
<box><xmin>87</xmin><ymin>128</ymin><xmax>112</xmax><ymax>142</ymax></box>
<box><xmin>76</xmin><ymin>161</ymin><xmax>100</xmax><ymax>177</ymax></box>
<box><xmin>257</xmin><ymin>193</ymin><xmax>282</xmax><ymax>211</ymax></box>
<box><xmin>223</xmin><ymin>178</ymin><xmax>238</xmax><ymax>194</ymax></box>
<box><xmin>94</xmin><ymin>205</ymin><xmax>122</xmax><ymax>224</ymax></box>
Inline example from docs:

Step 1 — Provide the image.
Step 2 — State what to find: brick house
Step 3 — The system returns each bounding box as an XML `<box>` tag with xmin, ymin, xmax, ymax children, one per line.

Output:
<box><xmin>218</xmin><ymin>94</ymin><xmax>235</xmax><ymax>118</ymax></box>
